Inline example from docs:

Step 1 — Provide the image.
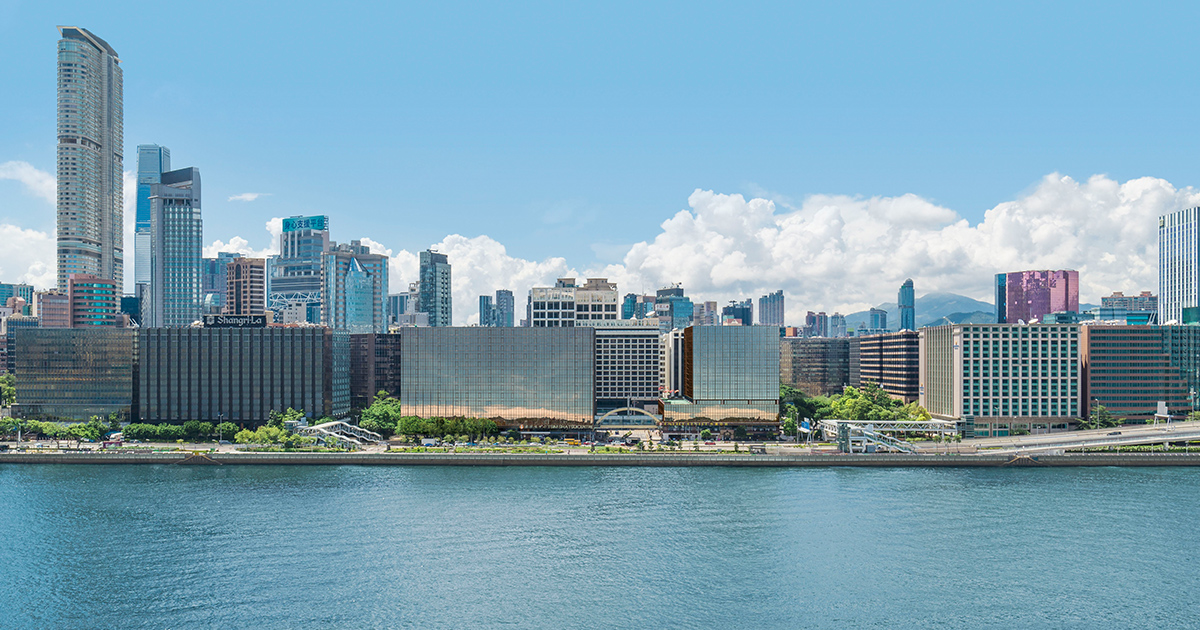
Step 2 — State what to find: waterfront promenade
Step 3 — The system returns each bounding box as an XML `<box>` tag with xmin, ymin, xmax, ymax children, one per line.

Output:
<box><xmin>5</xmin><ymin>450</ymin><xmax>1200</xmax><ymax>467</ymax></box>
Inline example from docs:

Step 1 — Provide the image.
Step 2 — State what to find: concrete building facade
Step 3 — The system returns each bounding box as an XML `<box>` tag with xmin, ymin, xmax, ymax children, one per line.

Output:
<box><xmin>920</xmin><ymin>323</ymin><xmax>1081</xmax><ymax>437</ymax></box>
<box><xmin>851</xmin><ymin>331</ymin><xmax>920</xmax><ymax>403</ymax></box>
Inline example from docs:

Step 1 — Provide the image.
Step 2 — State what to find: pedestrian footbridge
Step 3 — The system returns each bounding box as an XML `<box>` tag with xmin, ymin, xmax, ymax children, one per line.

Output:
<box><xmin>819</xmin><ymin>419</ymin><xmax>959</xmax><ymax>454</ymax></box>
<box><xmin>296</xmin><ymin>421</ymin><xmax>384</xmax><ymax>446</ymax></box>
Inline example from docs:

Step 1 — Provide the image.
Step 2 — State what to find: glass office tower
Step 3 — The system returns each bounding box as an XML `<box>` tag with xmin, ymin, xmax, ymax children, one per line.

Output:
<box><xmin>56</xmin><ymin>27</ymin><xmax>123</xmax><ymax>291</ymax></box>
<box><xmin>146</xmin><ymin>167</ymin><xmax>202</xmax><ymax>327</ymax></box>
<box><xmin>135</xmin><ymin>145</ymin><xmax>170</xmax><ymax>293</ymax></box>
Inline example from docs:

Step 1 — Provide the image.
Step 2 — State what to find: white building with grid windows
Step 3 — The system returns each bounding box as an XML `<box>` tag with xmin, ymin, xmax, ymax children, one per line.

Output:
<box><xmin>528</xmin><ymin>278</ymin><xmax>619</xmax><ymax>327</ymax></box>
<box><xmin>919</xmin><ymin>324</ymin><xmax>1081</xmax><ymax>438</ymax></box>
<box><xmin>593</xmin><ymin>321</ymin><xmax>661</xmax><ymax>412</ymax></box>
<box><xmin>1159</xmin><ymin>207</ymin><xmax>1200</xmax><ymax>324</ymax></box>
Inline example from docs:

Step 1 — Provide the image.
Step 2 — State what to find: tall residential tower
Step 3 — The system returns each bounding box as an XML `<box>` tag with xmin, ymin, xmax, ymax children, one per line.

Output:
<box><xmin>56</xmin><ymin>27</ymin><xmax>124</xmax><ymax>291</ymax></box>
<box><xmin>1159</xmin><ymin>207</ymin><xmax>1200</xmax><ymax>324</ymax></box>
<box><xmin>418</xmin><ymin>250</ymin><xmax>452</xmax><ymax>327</ymax></box>
<box><xmin>898</xmin><ymin>279</ymin><xmax>915</xmax><ymax>331</ymax></box>
<box><xmin>134</xmin><ymin>145</ymin><xmax>170</xmax><ymax>295</ymax></box>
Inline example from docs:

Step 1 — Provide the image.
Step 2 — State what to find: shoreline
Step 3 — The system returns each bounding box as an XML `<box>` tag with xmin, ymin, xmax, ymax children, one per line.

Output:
<box><xmin>4</xmin><ymin>451</ymin><xmax>1200</xmax><ymax>467</ymax></box>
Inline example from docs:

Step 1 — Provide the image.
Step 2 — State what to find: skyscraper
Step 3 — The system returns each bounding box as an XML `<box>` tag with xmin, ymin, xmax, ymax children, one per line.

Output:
<box><xmin>269</xmin><ymin>215</ymin><xmax>330</xmax><ymax>322</ymax></box>
<box><xmin>201</xmin><ymin>252</ymin><xmax>242</xmax><ymax>314</ymax></box>
<box><xmin>145</xmin><ymin>167</ymin><xmax>202</xmax><ymax>328</ymax></box>
<box><xmin>494</xmin><ymin>289</ymin><xmax>515</xmax><ymax>327</ymax></box>
<box><xmin>479</xmin><ymin>295</ymin><xmax>494</xmax><ymax>327</ymax></box>
<box><xmin>758</xmin><ymin>290</ymin><xmax>784</xmax><ymax>326</ymax></box>
<box><xmin>56</xmin><ymin>27</ymin><xmax>123</xmax><ymax>292</ymax></box>
<box><xmin>418</xmin><ymin>250</ymin><xmax>452</xmax><ymax>327</ymax></box>
<box><xmin>322</xmin><ymin>241</ymin><xmax>388</xmax><ymax>333</ymax></box>
<box><xmin>898</xmin><ymin>278</ymin><xmax>915</xmax><ymax>331</ymax></box>
<box><xmin>994</xmin><ymin>270</ymin><xmax>1079</xmax><ymax>324</ymax></box>
<box><xmin>1159</xmin><ymin>207</ymin><xmax>1200</xmax><ymax>324</ymax></box>
<box><xmin>869</xmin><ymin>308</ymin><xmax>888</xmax><ymax>330</ymax></box>
<box><xmin>134</xmin><ymin>145</ymin><xmax>170</xmax><ymax>294</ymax></box>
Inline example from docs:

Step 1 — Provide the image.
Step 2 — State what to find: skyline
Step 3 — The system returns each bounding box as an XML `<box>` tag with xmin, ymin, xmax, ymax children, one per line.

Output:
<box><xmin>2</xmin><ymin>3</ymin><xmax>1199</xmax><ymax>323</ymax></box>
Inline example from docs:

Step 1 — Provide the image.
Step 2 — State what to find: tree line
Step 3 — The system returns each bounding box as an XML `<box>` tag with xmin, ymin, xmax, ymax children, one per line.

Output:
<box><xmin>359</xmin><ymin>391</ymin><xmax>499</xmax><ymax>440</ymax></box>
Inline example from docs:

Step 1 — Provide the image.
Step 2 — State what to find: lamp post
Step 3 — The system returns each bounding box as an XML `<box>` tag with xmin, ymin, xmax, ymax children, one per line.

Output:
<box><xmin>217</xmin><ymin>412</ymin><xmax>225</xmax><ymax>442</ymax></box>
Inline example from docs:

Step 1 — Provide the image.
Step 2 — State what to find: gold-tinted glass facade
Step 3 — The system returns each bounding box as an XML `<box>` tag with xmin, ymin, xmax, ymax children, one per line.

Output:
<box><xmin>13</xmin><ymin>328</ymin><xmax>134</xmax><ymax>419</ymax></box>
<box><xmin>398</xmin><ymin>327</ymin><xmax>594</xmax><ymax>428</ymax></box>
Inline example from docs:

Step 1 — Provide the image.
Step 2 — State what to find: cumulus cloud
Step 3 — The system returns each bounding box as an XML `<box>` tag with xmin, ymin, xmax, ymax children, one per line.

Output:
<box><xmin>0</xmin><ymin>224</ymin><xmax>55</xmax><ymax>288</ymax></box>
<box><xmin>612</xmin><ymin>174</ymin><xmax>1196</xmax><ymax>323</ymax></box>
<box><xmin>228</xmin><ymin>192</ymin><xmax>269</xmax><ymax>202</ymax></box>
<box><xmin>204</xmin><ymin>217</ymin><xmax>283</xmax><ymax>259</ymax></box>
<box><xmin>0</xmin><ymin>161</ymin><xmax>55</xmax><ymax>205</ymax></box>
<box><xmin>367</xmin><ymin>173</ymin><xmax>1196</xmax><ymax>325</ymax></box>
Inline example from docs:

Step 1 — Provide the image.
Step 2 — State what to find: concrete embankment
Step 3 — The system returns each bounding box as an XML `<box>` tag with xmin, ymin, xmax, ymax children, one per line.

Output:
<box><xmin>5</xmin><ymin>451</ymin><xmax>1200</xmax><ymax>467</ymax></box>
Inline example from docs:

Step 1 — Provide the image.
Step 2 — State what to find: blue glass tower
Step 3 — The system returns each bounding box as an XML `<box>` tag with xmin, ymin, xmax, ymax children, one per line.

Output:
<box><xmin>135</xmin><ymin>145</ymin><xmax>170</xmax><ymax>292</ymax></box>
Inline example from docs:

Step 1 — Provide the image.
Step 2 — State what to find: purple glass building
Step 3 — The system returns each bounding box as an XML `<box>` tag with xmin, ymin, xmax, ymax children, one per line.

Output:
<box><xmin>995</xmin><ymin>270</ymin><xmax>1080</xmax><ymax>323</ymax></box>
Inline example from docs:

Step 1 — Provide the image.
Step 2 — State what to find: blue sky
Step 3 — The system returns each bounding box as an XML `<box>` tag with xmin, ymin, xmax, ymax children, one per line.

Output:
<box><xmin>1</xmin><ymin>1</ymin><xmax>1198</xmax><ymax>323</ymax></box>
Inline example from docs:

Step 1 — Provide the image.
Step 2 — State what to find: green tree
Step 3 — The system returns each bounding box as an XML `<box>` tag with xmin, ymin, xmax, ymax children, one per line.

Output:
<box><xmin>733</xmin><ymin>425</ymin><xmax>749</xmax><ymax>441</ymax></box>
<box><xmin>782</xmin><ymin>417</ymin><xmax>799</xmax><ymax>437</ymax></box>
<box><xmin>214</xmin><ymin>422</ymin><xmax>238</xmax><ymax>441</ymax></box>
<box><xmin>1084</xmin><ymin>403</ymin><xmax>1120</xmax><ymax>430</ymax></box>
<box><xmin>360</xmin><ymin>391</ymin><xmax>403</xmax><ymax>437</ymax></box>
<box><xmin>0</xmin><ymin>373</ymin><xmax>15</xmax><ymax>408</ymax></box>
<box><xmin>182</xmin><ymin>420</ymin><xmax>204</xmax><ymax>441</ymax></box>
<box><xmin>700</xmin><ymin>429</ymin><xmax>713</xmax><ymax>441</ymax></box>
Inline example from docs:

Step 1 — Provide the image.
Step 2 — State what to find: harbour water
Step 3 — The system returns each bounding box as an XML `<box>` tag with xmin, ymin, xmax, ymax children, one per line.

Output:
<box><xmin>1</xmin><ymin>464</ymin><xmax>1197</xmax><ymax>628</ymax></box>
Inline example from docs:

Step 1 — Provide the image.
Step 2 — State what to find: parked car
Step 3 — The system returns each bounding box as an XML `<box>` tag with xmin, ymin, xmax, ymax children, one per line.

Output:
<box><xmin>1107</xmin><ymin>431</ymin><xmax>1122</xmax><ymax>436</ymax></box>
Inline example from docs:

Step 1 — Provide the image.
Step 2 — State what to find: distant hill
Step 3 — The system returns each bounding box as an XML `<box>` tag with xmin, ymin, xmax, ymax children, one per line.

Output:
<box><xmin>920</xmin><ymin>310</ymin><xmax>996</xmax><ymax>328</ymax></box>
<box><xmin>843</xmin><ymin>292</ymin><xmax>995</xmax><ymax>331</ymax></box>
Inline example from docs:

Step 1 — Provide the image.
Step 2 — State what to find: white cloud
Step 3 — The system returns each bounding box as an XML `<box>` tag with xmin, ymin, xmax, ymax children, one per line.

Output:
<box><xmin>204</xmin><ymin>217</ymin><xmax>283</xmax><ymax>259</ymax></box>
<box><xmin>0</xmin><ymin>224</ymin><xmax>55</xmax><ymax>288</ymax></box>
<box><xmin>368</xmin><ymin>173</ymin><xmax>1196</xmax><ymax>326</ymax></box>
<box><xmin>0</xmin><ymin>161</ymin><xmax>55</xmax><ymax>205</ymax></box>
<box><xmin>228</xmin><ymin>192</ymin><xmax>269</xmax><ymax>202</ymax></box>
<box><xmin>612</xmin><ymin>174</ymin><xmax>1197</xmax><ymax>324</ymax></box>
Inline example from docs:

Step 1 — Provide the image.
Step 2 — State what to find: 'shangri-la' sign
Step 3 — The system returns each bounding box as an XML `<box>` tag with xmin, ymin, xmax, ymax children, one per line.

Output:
<box><xmin>203</xmin><ymin>314</ymin><xmax>267</xmax><ymax>328</ymax></box>
<box><xmin>282</xmin><ymin>215</ymin><xmax>328</xmax><ymax>233</ymax></box>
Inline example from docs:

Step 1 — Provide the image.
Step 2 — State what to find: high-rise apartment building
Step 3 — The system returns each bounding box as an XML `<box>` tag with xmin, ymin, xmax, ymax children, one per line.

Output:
<box><xmin>995</xmin><ymin>269</ymin><xmax>1079</xmax><ymax>324</ymax></box>
<box><xmin>56</xmin><ymin>27</ymin><xmax>124</xmax><ymax>291</ymax></box>
<box><xmin>134</xmin><ymin>145</ymin><xmax>170</xmax><ymax>293</ymax></box>
<box><xmin>225</xmin><ymin>258</ymin><xmax>266</xmax><ymax>315</ymax></box>
<box><xmin>68</xmin><ymin>273</ymin><xmax>121</xmax><ymax>327</ymax></box>
<box><xmin>322</xmin><ymin>241</ymin><xmax>388</xmax><ymax>333</ymax></box>
<box><xmin>145</xmin><ymin>167</ymin><xmax>201</xmax><ymax>327</ymax></box>
<box><xmin>758</xmin><ymin>290</ymin><xmax>784</xmax><ymax>326</ymax></box>
<box><xmin>418</xmin><ymin>250</ymin><xmax>452</xmax><ymax>327</ymax></box>
<box><xmin>869</xmin><ymin>308</ymin><xmax>888</xmax><ymax>331</ymax></box>
<box><xmin>269</xmin><ymin>215</ymin><xmax>330</xmax><ymax>322</ymax></box>
<box><xmin>1158</xmin><ymin>207</ymin><xmax>1200</xmax><ymax>324</ymax></box>
<box><xmin>829</xmin><ymin>312</ymin><xmax>847</xmax><ymax>338</ymax></box>
<box><xmin>898</xmin><ymin>279</ymin><xmax>915</xmax><ymax>331</ymax></box>
<box><xmin>805</xmin><ymin>311</ymin><xmax>829</xmax><ymax>337</ymax></box>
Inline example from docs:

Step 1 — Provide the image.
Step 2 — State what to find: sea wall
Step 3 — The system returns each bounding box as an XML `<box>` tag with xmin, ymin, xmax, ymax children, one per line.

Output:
<box><xmin>4</xmin><ymin>451</ymin><xmax>1200</xmax><ymax>467</ymax></box>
